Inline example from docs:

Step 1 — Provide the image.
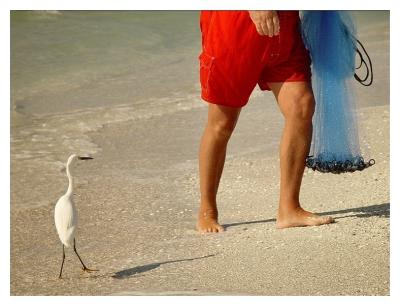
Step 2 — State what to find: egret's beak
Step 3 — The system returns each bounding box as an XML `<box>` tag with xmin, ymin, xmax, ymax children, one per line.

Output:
<box><xmin>78</xmin><ymin>156</ymin><xmax>93</xmax><ymax>160</ymax></box>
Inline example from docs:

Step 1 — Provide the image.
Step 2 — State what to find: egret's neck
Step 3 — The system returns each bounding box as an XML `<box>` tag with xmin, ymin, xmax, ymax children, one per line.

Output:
<box><xmin>66</xmin><ymin>161</ymin><xmax>74</xmax><ymax>196</ymax></box>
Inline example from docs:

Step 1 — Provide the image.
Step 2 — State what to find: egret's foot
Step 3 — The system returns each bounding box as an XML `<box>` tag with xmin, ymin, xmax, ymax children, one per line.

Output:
<box><xmin>197</xmin><ymin>208</ymin><xmax>224</xmax><ymax>233</ymax></box>
<box><xmin>276</xmin><ymin>206</ymin><xmax>334</xmax><ymax>229</ymax></box>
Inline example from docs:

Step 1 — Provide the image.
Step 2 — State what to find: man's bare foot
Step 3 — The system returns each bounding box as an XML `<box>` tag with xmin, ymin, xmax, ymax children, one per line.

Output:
<box><xmin>276</xmin><ymin>206</ymin><xmax>334</xmax><ymax>229</ymax></box>
<box><xmin>196</xmin><ymin>208</ymin><xmax>225</xmax><ymax>233</ymax></box>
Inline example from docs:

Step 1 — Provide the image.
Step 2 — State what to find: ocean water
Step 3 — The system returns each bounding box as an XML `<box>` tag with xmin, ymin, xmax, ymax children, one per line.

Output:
<box><xmin>11</xmin><ymin>11</ymin><xmax>201</xmax><ymax>115</ymax></box>
<box><xmin>10</xmin><ymin>11</ymin><xmax>389</xmax><ymax>209</ymax></box>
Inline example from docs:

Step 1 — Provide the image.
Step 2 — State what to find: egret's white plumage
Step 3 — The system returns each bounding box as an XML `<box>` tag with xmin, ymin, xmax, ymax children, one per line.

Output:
<box><xmin>54</xmin><ymin>194</ymin><xmax>77</xmax><ymax>248</ymax></box>
<box><xmin>54</xmin><ymin>154</ymin><xmax>97</xmax><ymax>278</ymax></box>
<box><xmin>55</xmin><ymin>155</ymin><xmax>78</xmax><ymax>248</ymax></box>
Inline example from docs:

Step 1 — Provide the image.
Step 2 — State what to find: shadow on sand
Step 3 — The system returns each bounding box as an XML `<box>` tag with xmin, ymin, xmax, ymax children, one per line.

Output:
<box><xmin>107</xmin><ymin>204</ymin><xmax>388</xmax><ymax>279</ymax></box>
<box><xmin>223</xmin><ymin>202</ymin><xmax>390</xmax><ymax>229</ymax></box>
<box><xmin>112</xmin><ymin>254</ymin><xmax>216</xmax><ymax>279</ymax></box>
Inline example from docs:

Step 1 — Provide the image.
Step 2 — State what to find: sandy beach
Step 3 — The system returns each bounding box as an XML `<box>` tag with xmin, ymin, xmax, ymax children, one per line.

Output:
<box><xmin>10</xmin><ymin>11</ymin><xmax>389</xmax><ymax>295</ymax></box>
<box><xmin>10</xmin><ymin>100</ymin><xmax>389</xmax><ymax>295</ymax></box>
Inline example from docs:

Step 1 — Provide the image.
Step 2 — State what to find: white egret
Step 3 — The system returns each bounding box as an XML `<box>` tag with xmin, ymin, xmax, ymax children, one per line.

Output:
<box><xmin>54</xmin><ymin>154</ymin><xmax>97</xmax><ymax>278</ymax></box>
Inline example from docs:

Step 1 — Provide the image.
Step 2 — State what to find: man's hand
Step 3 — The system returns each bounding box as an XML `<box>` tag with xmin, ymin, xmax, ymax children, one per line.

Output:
<box><xmin>248</xmin><ymin>11</ymin><xmax>280</xmax><ymax>37</ymax></box>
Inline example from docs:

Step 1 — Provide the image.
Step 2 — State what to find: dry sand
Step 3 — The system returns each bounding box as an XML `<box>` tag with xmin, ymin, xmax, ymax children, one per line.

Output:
<box><xmin>10</xmin><ymin>97</ymin><xmax>389</xmax><ymax>295</ymax></box>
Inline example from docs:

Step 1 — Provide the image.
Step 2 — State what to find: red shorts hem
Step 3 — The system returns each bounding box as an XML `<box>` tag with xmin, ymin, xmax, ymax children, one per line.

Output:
<box><xmin>259</xmin><ymin>77</ymin><xmax>312</xmax><ymax>91</ymax></box>
<box><xmin>201</xmin><ymin>91</ymin><xmax>246</xmax><ymax>108</ymax></box>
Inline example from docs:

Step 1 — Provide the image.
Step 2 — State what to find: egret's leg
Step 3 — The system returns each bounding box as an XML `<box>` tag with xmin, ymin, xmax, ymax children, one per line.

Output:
<box><xmin>73</xmin><ymin>239</ymin><xmax>98</xmax><ymax>273</ymax></box>
<box><xmin>58</xmin><ymin>244</ymin><xmax>65</xmax><ymax>279</ymax></box>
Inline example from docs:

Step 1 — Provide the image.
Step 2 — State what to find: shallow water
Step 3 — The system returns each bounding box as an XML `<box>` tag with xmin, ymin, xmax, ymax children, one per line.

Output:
<box><xmin>10</xmin><ymin>11</ymin><xmax>389</xmax><ymax>210</ymax></box>
<box><xmin>11</xmin><ymin>11</ymin><xmax>201</xmax><ymax>115</ymax></box>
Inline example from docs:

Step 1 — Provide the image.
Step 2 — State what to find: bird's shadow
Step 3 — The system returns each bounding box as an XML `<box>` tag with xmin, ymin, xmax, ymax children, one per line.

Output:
<box><xmin>222</xmin><ymin>202</ymin><xmax>390</xmax><ymax>229</ymax></box>
<box><xmin>112</xmin><ymin>254</ymin><xmax>216</xmax><ymax>279</ymax></box>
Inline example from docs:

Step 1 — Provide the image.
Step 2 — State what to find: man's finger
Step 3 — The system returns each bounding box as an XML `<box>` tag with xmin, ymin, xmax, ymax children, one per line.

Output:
<box><xmin>266</xmin><ymin>19</ymin><xmax>274</xmax><ymax>37</ymax></box>
<box><xmin>273</xmin><ymin>15</ymin><xmax>280</xmax><ymax>35</ymax></box>
<box><xmin>255</xmin><ymin>24</ymin><xmax>265</xmax><ymax>36</ymax></box>
<box><xmin>259</xmin><ymin>21</ymin><xmax>269</xmax><ymax>36</ymax></box>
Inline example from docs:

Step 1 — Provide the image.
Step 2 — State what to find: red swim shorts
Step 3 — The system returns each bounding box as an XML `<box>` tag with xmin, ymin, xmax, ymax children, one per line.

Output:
<box><xmin>199</xmin><ymin>11</ymin><xmax>311</xmax><ymax>108</ymax></box>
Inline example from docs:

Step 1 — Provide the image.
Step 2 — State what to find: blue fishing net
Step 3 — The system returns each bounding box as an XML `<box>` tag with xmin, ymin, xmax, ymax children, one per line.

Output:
<box><xmin>300</xmin><ymin>11</ymin><xmax>375</xmax><ymax>174</ymax></box>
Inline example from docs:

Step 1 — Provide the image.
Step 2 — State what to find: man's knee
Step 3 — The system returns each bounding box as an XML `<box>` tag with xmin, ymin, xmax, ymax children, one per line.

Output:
<box><xmin>206</xmin><ymin>105</ymin><xmax>240</xmax><ymax>140</ymax></box>
<box><xmin>283</xmin><ymin>88</ymin><xmax>315</xmax><ymax>123</ymax></box>
<box><xmin>210</xmin><ymin>118</ymin><xmax>237</xmax><ymax>140</ymax></box>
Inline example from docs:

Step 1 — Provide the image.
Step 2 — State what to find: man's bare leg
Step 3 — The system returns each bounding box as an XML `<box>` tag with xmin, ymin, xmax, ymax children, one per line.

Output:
<box><xmin>268</xmin><ymin>82</ymin><xmax>334</xmax><ymax>229</ymax></box>
<box><xmin>197</xmin><ymin>104</ymin><xmax>241</xmax><ymax>233</ymax></box>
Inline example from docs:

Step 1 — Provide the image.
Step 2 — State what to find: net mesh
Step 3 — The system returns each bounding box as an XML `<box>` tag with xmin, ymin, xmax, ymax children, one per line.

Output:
<box><xmin>300</xmin><ymin>11</ymin><xmax>374</xmax><ymax>174</ymax></box>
